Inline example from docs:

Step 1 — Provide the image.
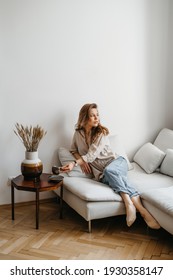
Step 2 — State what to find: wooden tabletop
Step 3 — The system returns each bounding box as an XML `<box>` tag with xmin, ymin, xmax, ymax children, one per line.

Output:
<box><xmin>11</xmin><ymin>173</ymin><xmax>63</xmax><ymax>192</ymax></box>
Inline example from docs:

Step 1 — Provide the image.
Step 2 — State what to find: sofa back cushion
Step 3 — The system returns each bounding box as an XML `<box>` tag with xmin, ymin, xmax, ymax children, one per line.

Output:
<box><xmin>153</xmin><ymin>128</ymin><xmax>173</xmax><ymax>176</ymax></box>
<box><xmin>58</xmin><ymin>147</ymin><xmax>94</xmax><ymax>178</ymax></box>
<box><xmin>154</xmin><ymin>128</ymin><xmax>173</xmax><ymax>152</ymax></box>
<box><xmin>109</xmin><ymin>135</ymin><xmax>133</xmax><ymax>170</ymax></box>
<box><xmin>160</xmin><ymin>149</ymin><xmax>173</xmax><ymax>177</ymax></box>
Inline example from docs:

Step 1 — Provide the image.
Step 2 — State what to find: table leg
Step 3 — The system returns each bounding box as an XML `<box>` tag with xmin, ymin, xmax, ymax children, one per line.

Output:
<box><xmin>11</xmin><ymin>183</ymin><xmax>15</xmax><ymax>220</ymax></box>
<box><xmin>36</xmin><ymin>188</ymin><xmax>39</xmax><ymax>229</ymax></box>
<box><xmin>59</xmin><ymin>184</ymin><xmax>63</xmax><ymax>219</ymax></box>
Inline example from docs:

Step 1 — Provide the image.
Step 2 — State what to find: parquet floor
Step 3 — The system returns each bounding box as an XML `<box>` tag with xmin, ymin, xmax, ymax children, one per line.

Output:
<box><xmin>0</xmin><ymin>199</ymin><xmax>173</xmax><ymax>260</ymax></box>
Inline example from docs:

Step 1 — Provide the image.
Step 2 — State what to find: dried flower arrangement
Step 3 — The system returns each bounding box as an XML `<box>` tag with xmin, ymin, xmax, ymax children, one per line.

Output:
<box><xmin>14</xmin><ymin>123</ymin><xmax>47</xmax><ymax>152</ymax></box>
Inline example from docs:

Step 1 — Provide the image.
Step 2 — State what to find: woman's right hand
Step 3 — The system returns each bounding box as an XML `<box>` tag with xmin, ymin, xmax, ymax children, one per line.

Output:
<box><xmin>60</xmin><ymin>162</ymin><xmax>75</xmax><ymax>173</ymax></box>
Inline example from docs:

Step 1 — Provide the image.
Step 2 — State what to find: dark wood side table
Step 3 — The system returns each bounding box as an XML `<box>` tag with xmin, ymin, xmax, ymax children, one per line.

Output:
<box><xmin>11</xmin><ymin>173</ymin><xmax>63</xmax><ymax>229</ymax></box>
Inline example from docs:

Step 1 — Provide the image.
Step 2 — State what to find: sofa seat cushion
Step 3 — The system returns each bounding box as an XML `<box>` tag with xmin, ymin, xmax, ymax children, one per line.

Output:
<box><xmin>141</xmin><ymin>186</ymin><xmax>173</xmax><ymax>217</ymax></box>
<box><xmin>63</xmin><ymin>177</ymin><xmax>123</xmax><ymax>202</ymax></box>
<box><xmin>128</xmin><ymin>162</ymin><xmax>173</xmax><ymax>193</ymax></box>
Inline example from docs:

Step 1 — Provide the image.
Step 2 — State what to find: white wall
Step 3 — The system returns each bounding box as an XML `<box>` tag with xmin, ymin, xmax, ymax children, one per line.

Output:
<box><xmin>0</xmin><ymin>0</ymin><xmax>172</xmax><ymax>205</ymax></box>
<box><xmin>166</xmin><ymin>0</ymin><xmax>173</xmax><ymax>125</ymax></box>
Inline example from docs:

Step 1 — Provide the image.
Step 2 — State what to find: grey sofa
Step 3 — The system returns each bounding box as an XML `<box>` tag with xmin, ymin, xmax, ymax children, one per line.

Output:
<box><xmin>54</xmin><ymin>128</ymin><xmax>173</xmax><ymax>234</ymax></box>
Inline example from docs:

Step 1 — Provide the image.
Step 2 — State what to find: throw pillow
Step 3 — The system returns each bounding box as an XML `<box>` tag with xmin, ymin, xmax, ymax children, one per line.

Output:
<box><xmin>58</xmin><ymin>147</ymin><xmax>93</xmax><ymax>178</ymax></box>
<box><xmin>133</xmin><ymin>142</ymin><xmax>165</xmax><ymax>174</ymax></box>
<box><xmin>160</xmin><ymin>149</ymin><xmax>173</xmax><ymax>176</ymax></box>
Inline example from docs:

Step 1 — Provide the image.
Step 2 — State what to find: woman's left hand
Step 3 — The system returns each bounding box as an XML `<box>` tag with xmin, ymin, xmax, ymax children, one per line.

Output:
<box><xmin>80</xmin><ymin>162</ymin><xmax>92</xmax><ymax>174</ymax></box>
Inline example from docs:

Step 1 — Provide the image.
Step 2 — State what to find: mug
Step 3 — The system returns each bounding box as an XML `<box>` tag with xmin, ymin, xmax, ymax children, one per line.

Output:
<box><xmin>52</xmin><ymin>166</ymin><xmax>61</xmax><ymax>175</ymax></box>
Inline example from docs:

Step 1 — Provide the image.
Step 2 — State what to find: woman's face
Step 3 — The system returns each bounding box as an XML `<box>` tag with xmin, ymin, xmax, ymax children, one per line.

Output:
<box><xmin>87</xmin><ymin>108</ymin><xmax>100</xmax><ymax>128</ymax></box>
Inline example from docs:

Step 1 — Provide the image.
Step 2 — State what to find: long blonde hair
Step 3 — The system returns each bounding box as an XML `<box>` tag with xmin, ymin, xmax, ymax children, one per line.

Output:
<box><xmin>75</xmin><ymin>103</ymin><xmax>109</xmax><ymax>142</ymax></box>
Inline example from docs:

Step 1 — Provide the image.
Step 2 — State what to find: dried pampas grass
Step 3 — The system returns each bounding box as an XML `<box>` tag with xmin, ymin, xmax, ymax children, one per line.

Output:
<box><xmin>14</xmin><ymin>123</ymin><xmax>47</xmax><ymax>152</ymax></box>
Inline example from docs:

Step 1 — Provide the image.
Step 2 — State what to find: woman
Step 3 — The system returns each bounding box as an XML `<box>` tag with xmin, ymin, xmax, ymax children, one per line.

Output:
<box><xmin>61</xmin><ymin>103</ymin><xmax>160</xmax><ymax>229</ymax></box>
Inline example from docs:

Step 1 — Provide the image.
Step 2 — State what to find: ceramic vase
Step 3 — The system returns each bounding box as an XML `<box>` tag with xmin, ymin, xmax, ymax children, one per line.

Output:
<box><xmin>21</xmin><ymin>151</ymin><xmax>43</xmax><ymax>181</ymax></box>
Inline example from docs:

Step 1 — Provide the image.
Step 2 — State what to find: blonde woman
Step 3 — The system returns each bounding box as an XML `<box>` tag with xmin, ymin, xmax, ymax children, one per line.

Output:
<box><xmin>61</xmin><ymin>103</ymin><xmax>160</xmax><ymax>229</ymax></box>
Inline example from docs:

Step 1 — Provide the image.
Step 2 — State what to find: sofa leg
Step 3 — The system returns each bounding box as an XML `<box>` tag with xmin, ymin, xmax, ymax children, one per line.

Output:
<box><xmin>88</xmin><ymin>220</ymin><xmax>91</xmax><ymax>233</ymax></box>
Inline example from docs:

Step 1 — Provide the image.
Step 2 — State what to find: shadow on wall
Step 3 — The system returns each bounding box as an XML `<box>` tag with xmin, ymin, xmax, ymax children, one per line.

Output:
<box><xmin>146</xmin><ymin>1</ymin><xmax>171</xmax><ymax>133</ymax></box>
<box><xmin>165</xmin><ymin>1</ymin><xmax>173</xmax><ymax>128</ymax></box>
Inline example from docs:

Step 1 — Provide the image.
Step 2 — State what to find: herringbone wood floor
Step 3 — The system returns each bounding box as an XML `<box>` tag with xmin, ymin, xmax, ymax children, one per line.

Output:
<box><xmin>0</xmin><ymin>199</ymin><xmax>173</xmax><ymax>260</ymax></box>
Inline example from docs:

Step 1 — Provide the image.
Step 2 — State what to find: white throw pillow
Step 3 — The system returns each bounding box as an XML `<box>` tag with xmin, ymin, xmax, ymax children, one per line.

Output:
<box><xmin>58</xmin><ymin>147</ymin><xmax>93</xmax><ymax>178</ymax></box>
<box><xmin>109</xmin><ymin>135</ymin><xmax>133</xmax><ymax>170</ymax></box>
<box><xmin>133</xmin><ymin>142</ymin><xmax>165</xmax><ymax>174</ymax></box>
<box><xmin>160</xmin><ymin>149</ymin><xmax>173</xmax><ymax>176</ymax></box>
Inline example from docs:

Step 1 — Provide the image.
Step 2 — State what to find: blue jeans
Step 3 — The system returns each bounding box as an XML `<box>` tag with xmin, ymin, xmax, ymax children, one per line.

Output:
<box><xmin>101</xmin><ymin>156</ymin><xmax>139</xmax><ymax>198</ymax></box>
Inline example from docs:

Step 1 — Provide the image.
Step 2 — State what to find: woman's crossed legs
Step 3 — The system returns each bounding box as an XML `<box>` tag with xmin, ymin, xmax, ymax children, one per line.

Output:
<box><xmin>102</xmin><ymin>157</ymin><xmax>160</xmax><ymax>229</ymax></box>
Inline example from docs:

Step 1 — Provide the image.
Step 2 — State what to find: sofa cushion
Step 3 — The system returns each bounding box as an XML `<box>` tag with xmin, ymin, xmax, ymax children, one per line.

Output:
<box><xmin>141</xmin><ymin>186</ymin><xmax>173</xmax><ymax>217</ymax></box>
<box><xmin>109</xmin><ymin>135</ymin><xmax>133</xmax><ymax>170</ymax></box>
<box><xmin>133</xmin><ymin>142</ymin><xmax>165</xmax><ymax>174</ymax></box>
<box><xmin>58</xmin><ymin>147</ymin><xmax>93</xmax><ymax>178</ymax></box>
<box><xmin>160</xmin><ymin>149</ymin><xmax>173</xmax><ymax>177</ymax></box>
<box><xmin>128</xmin><ymin>162</ymin><xmax>173</xmax><ymax>193</ymax></box>
<box><xmin>154</xmin><ymin>128</ymin><xmax>173</xmax><ymax>152</ymax></box>
<box><xmin>63</xmin><ymin>176</ymin><xmax>123</xmax><ymax>202</ymax></box>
